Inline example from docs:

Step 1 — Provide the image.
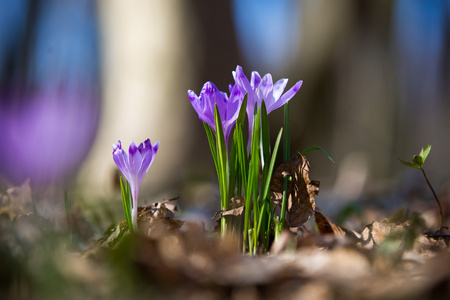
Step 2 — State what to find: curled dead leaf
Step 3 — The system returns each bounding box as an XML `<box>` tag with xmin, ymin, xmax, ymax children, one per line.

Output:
<box><xmin>314</xmin><ymin>210</ymin><xmax>361</xmax><ymax>246</ymax></box>
<box><xmin>315</xmin><ymin>210</ymin><xmax>348</xmax><ymax>237</ymax></box>
<box><xmin>221</xmin><ymin>206</ymin><xmax>245</xmax><ymax>218</ymax></box>
<box><xmin>271</xmin><ymin>153</ymin><xmax>319</xmax><ymax>230</ymax></box>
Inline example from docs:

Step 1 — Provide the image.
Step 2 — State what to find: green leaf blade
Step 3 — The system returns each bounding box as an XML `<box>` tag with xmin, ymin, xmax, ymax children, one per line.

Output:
<box><xmin>214</xmin><ymin>104</ymin><xmax>229</xmax><ymax>235</ymax></box>
<box><xmin>301</xmin><ymin>146</ymin><xmax>335</xmax><ymax>163</ymax></box>
<box><xmin>399</xmin><ymin>159</ymin><xmax>421</xmax><ymax>169</ymax></box>
<box><xmin>420</xmin><ymin>144</ymin><xmax>432</xmax><ymax>163</ymax></box>
<box><xmin>120</xmin><ymin>177</ymin><xmax>133</xmax><ymax>231</ymax></box>
<box><xmin>261</xmin><ymin>128</ymin><xmax>283</xmax><ymax>201</ymax></box>
<box><xmin>203</xmin><ymin>123</ymin><xmax>219</xmax><ymax>173</ymax></box>
<box><xmin>260</xmin><ymin>100</ymin><xmax>271</xmax><ymax>170</ymax></box>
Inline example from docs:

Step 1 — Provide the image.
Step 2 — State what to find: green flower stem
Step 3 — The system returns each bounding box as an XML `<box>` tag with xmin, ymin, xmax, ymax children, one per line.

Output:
<box><xmin>258</xmin><ymin>101</ymin><xmax>271</xmax><ymax>250</ymax></box>
<box><xmin>283</xmin><ymin>102</ymin><xmax>290</xmax><ymax>161</ymax></box>
<box><xmin>279</xmin><ymin>102</ymin><xmax>290</xmax><ymax>233</ymax></box>
<box><xmin>279</xmin><ymin>179</ymin><xmax>289</xmax><ymax>233</ymax></box>
<box><xmin>228</xmin><ymin>138</ymin><xmax>238</xmax><ymax>206</ymax></box>
<box><xmin>243</xmin><ymin>105</ymin><xmax>261</xmax><ymax>253</ymax></box>
<box><xmin>214</xmin><ymin>105</ymin><xmax>229</xmax><ymax>237</ymax></box>
<box><xmin>421</xmin><ymin>167</ymin><xmax>444</xmax><ymax>230</ymax></box>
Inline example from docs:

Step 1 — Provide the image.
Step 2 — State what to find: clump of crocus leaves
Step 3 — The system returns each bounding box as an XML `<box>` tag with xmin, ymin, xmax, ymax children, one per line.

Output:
<box><xmin>400</xmin><ymin>145</ymin><xmax>447</xmax><ymax>233</ymax></box>
<box><xmin>113</xmin><ymin>139</ymin><xmax>159</xmax><ymax>231</ymax></box>
<box><xmin>189</xmin><ymin>65</ymin><xmax>310</xmax><ymax>254</ymax></box>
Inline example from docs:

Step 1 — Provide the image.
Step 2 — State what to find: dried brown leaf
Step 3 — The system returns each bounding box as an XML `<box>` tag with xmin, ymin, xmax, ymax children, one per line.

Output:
<box><xmin>360</xmin><ymin>220</ymin><xmax>392</xmax><ymax>248</ymax></box>
<box><xmin>212</xmin><ymin>196</ymin><xmax>245</xmax><ymax>220</ymax></box>
<box><xmin>271</xmin><ymin>153</ymin><xmax>319</xmax><ymax>230</ymax></box>
<box><xmin>315</xmin><ymin>210</ymin><xmax>348</xmax><ymax>237</ymax></box>
<box><xmin>221</xmin><ymin>206</ymin><xmax>245</xmax><ymax>217</ymax></box>
<box><xmin>223</xmin><ymin>196</ymin><xmax>245</xmax><ymax>217</ymax></box>
<box><xmin>138</xmin><ymin>203</ymin><xmax>184</xmax><ymax>238</ymax></box>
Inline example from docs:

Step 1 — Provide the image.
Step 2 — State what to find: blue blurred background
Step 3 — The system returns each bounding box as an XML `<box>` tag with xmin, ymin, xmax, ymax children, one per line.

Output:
<box><xmin>0</xmin><ymin>1</ymin><xmax>449</xmax><ymax>218</ymax></box>
<box><xmin>0</xmin><ymin>0</ymin><xmax>100</xmax><ymax>187</ymax></box>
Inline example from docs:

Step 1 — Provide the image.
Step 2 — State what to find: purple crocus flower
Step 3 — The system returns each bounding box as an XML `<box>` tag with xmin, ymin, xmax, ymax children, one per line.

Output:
<box><xmin>112</xmin><ymin>139</ymin><xmax>159</xmax><ymax>230</ymax></box>
<box><xmin>232</xmin><ymin>65</ymin><xmax>303</xmax><ymax>138</ymax></box>
<box><xmin>188</xmin><ymin>81</ymin><xmax>244</xmax><ymax>148</ymax></box>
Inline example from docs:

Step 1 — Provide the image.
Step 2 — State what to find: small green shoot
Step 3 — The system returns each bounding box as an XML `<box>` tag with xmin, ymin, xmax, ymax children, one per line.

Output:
<box><xmin>400</xmin><ymin>144</ymin><xmax>431</xmax><ymax>169</ymax></box>
<box><xmin>400</xmin><ymin>145</ymin><xmax>446</xmax><ymax>232</ymax></box>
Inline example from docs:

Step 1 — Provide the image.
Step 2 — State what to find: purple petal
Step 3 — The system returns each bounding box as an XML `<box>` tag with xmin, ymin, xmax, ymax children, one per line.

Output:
<box><xmin>234</xmin><ymin>65</ymin><xmax>252</xmax><ymax>92</ymax></box>
<box><xmin>112</xmin><ymin>140</ymin><xmax>122</xmax><ymax>154</ymax></box>
<box><xmin>202</xmin><ymin>81</ymin><xmax>219</xmax><ymax>94</ymax></box>
<box><xmin>201</xmin><ymin>82</ymin><xmax>220</xmax><ymax>123</ymax></box>
<box><xmin>257</xmin><ymin>73</ymin><xmax>274</xmax><ymax>107</ymax></box>
<box><xmin>138</xmin><ymin>138</ymin><xmax>151</xmax><ymax>154</ymax></box>
<box><xmin>188</xmin><ymin>89</ymin><xmax>206</xmax><ymax>121</ymax></box>
<box><xmin>138</xmin><ymin>139</ymin><xmax>159</xmax><ymax>182</ymax></box>
<box><xmin>127</xmin><ymin>141</ymin><xmax>142</xmax><ymax>176</ymax></box>
<box><xmin>215</xmin><ymin>93</ymin><xmax>229</xmax><ymax>121</ymax></box>
<box><xmin>113</xmin><ymin>141</ymin><xmax>130</xmax><ymax>178</ymax></box>
<box><xmin>250</xmin><ymin>71</ymin><xmax>261</xmax><ymax>88</ymax></box>
<box><xmin>188</xmin><ymin>90</ymin><xmax>200</xmax><ymax>109</ymax></box>
<box><xmin>152</xmin><ymin>140</ymin><xmax>160</xmax><ymax>154</ymax></box>
<box><xmin>138</xmin><ymin>139</ymin><xmax>153</xmax><ymax>171</ymax></box>
<box><xmin>267</xmin><ymin>80</ymin><xmax>303</xmax><ymax>114</ymax></box>
<box><xmin>189</xmin><ymin>86</ymin><xmax>215</xmax><ymax>128</ymax></box>
<box><xmin>226</xmin><ymin>84</ymin><xmax>244</xmax><ymax>122</ymax></box>
<box><xmin>272</xmin><ymin>78</ymin><xmax>288</xmax><ymax>101</ymax></box>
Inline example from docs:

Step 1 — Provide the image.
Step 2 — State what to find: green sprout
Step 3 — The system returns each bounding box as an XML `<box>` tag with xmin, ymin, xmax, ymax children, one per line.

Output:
<box><xmin>400</xmin><ymin>145</ymin><xmax>446</xmax><ymax>232</ymax></box>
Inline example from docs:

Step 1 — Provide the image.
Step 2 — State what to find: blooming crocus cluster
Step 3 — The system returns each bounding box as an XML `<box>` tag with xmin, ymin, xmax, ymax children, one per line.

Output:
<box><xmin>113</xmin><ymin>139</ymin><xmax>159</xmax><ymax>230</ymax></box>
<box><xmin>188</xmin><ymin>65</ymin><xmax>303</xmax><ymax>243</ymax></box>
<box><xmin>188</xmin><ymin>65</ymin><xmax>303</xmax><ymax>149</ymax></box>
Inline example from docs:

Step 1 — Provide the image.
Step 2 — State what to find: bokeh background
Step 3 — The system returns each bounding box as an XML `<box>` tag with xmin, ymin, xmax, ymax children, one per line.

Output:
<box><xmin>1</xmin><ymin>0</ymin><xmax>449</xmax><ymax>219</ymax></box>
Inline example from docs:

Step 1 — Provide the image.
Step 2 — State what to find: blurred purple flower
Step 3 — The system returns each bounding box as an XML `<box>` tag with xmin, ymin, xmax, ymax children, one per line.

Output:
<box><xmin>113</xmin><ymin>139</ymin><xmax>159</xmax><ymax>230</ymax></box>
<box><xmin>0</xmin><ymin>90</ymin><xmax>99</xmax><ymax>185</ymax></box>
<box><xmin>0</xmin><ymin>0</ymin><xmax>101</xmax><ymax>186</ymax></box>
<box><xmin>232</xmin><ymin>65</ymin><xmax>303</xmax><ymax>136</ymax></box>
<box><xmin>188</xmin><ymin>81</ymin><xmax>244</xmax><ymax>147</ymax></box>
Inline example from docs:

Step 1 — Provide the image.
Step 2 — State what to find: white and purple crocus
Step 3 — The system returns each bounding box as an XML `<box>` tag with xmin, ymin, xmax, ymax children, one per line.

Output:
<box><xmin>188</xmin><ymin>81</ymin><xmax>245</xmax><ymax>148</ymax></box>
<box><xmin>113</xmin><ymin>139</ymin><xmax>159</xmax><ymax>230</ymax></box>
<box><xmin>232</xmin><ymin>65</ymin><xmax>303</xmax><ymax>140</ymax></box>
<box><xmin>233</xmin><ymin>66</ymin><xmax>303</xmax><ymax>139</ymax></box>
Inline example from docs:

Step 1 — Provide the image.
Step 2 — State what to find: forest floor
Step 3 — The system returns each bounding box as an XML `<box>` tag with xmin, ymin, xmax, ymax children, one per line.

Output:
<box><xmin>0</xmin><ymin>176</ymin><xmax>449</xmax><ymax>300</ymax></box>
